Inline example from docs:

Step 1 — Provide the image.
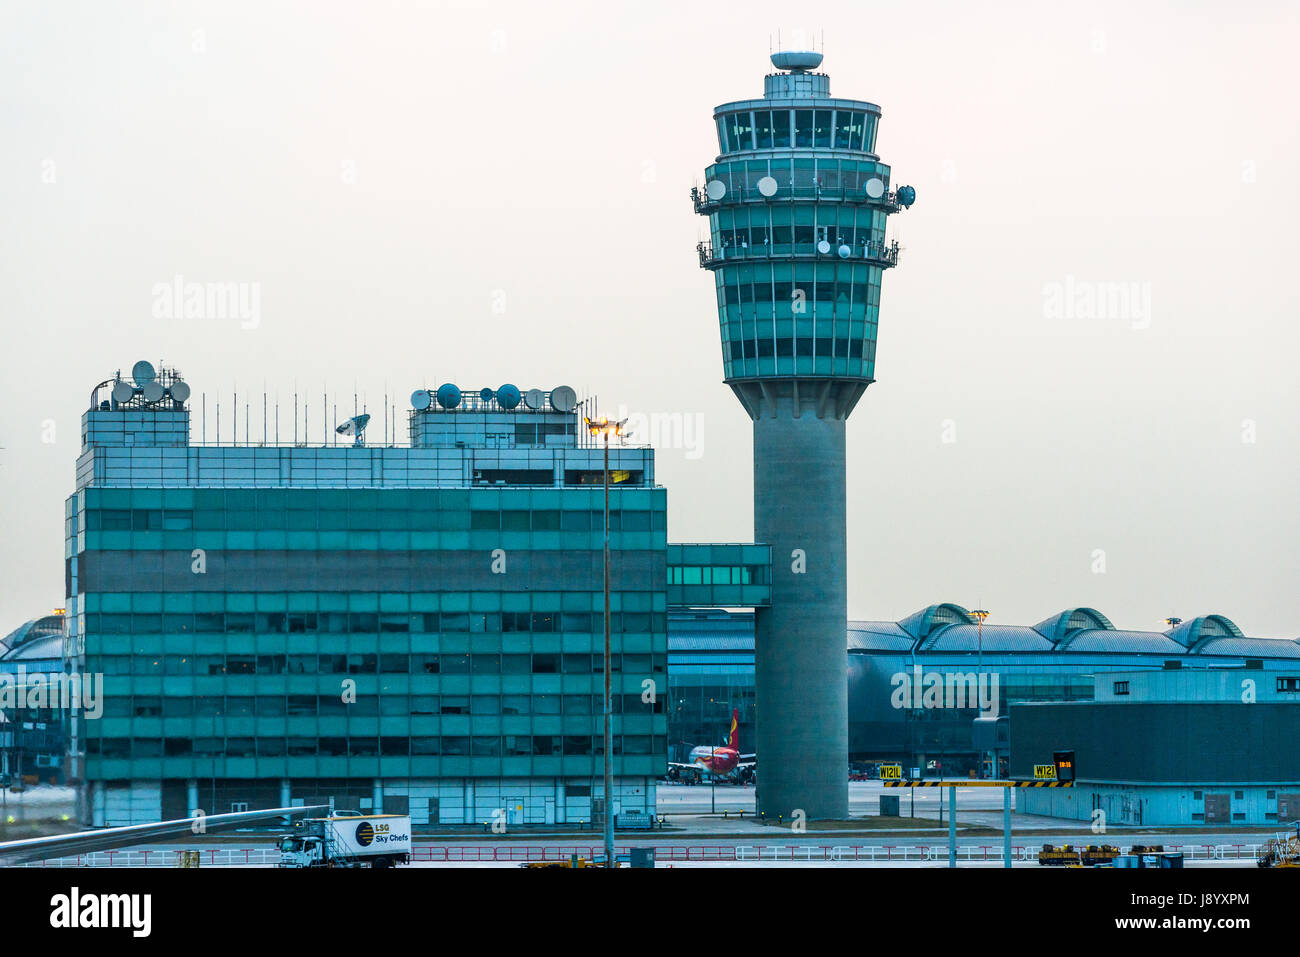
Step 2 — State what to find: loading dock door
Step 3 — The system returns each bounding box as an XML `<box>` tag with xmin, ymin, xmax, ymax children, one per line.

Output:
<box><xmin>1204</xmin><ymin>793</ymin><xmax>1230</xmax><ymax>824</ymax></box>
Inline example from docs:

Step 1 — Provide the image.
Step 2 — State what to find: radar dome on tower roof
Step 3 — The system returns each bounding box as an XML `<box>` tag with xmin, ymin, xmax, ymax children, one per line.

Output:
<box><xmin>770</xmin><ymin>50</ymin><xmax>823</xmax><ymax>72</ymax></box>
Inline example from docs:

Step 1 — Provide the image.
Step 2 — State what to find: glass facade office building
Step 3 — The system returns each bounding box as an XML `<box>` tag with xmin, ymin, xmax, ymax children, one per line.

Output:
<box><xmin>66</xmin><ymin>369</ymin><xmax>671</xmax><ymax>826</ymax></box>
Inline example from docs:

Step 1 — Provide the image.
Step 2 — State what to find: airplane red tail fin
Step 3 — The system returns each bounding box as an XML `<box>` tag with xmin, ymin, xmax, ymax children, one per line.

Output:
<box><xmin>728</xmin><ymin>708</ymin><xmax>739</xmax><ymax>750</ymax></box>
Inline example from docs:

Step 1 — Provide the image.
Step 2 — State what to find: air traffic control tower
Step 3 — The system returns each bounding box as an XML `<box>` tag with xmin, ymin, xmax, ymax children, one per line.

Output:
<box><xmin>693</xmin><ymin>50</ymin><xmax>914</xmax><ymax>818</ymax></box>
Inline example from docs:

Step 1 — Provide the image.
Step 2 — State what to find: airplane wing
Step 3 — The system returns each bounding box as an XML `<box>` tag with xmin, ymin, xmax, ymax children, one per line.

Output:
<box><xmin>667</xmin><ymin>761</ymin><xmax>701</xmax><ymax>769</ymax></box>
<box><xmin>0</xmin><ymin>804</ymin><xmax>328</xmax><ymax>865</ymax></box>
<box><xmin>740</xmin><ymin>753</ymin><xmax>756</xmax><ymax>760</ymax></box>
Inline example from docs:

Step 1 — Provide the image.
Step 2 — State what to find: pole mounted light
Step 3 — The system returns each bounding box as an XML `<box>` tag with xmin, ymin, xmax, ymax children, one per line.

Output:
<box><xmin>970</xmin><ymin>609</ymin><xmax>990</xmax><ymax>778</ymax></box>
<box><xmin>584</xmin><ymin>416</ymin><xmax>629</xmax><ymax>868</ymax></box>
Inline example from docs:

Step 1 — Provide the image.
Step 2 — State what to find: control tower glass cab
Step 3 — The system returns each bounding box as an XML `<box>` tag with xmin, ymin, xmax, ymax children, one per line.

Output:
<box><xmin>694</xmin><ymin>51</ymin><xmax>913</xmax><ymax>820</ymax></box>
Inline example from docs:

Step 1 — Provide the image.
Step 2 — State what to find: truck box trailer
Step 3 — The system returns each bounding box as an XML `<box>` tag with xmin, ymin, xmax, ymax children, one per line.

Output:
<box><xmin>277</xmin><ymin>814</ymin><xmax>412</xmax><ymax>869</ymax></box>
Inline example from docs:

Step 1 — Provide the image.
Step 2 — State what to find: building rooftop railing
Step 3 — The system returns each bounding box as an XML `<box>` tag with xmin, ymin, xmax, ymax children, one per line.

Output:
<box><xmin>697</xmin><ymin>239</ymin><xmax>900</xmax><ymax>269</ymax></box>
<box><xmin>691</xmin><ymin>183</ymin><xmax>901</xmax><ymax>213</ymax></box>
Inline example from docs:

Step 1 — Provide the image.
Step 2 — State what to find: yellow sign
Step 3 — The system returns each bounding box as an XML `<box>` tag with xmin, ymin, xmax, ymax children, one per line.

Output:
<box><xmin>1034</xmin><ymin>765</ymin><xmax>1058</xmax><ymax>780</ymax></box>
<box><xmin>879</xmin><ymin>764</ymin><xmax>902</xmax><ymax>780</ymax></box>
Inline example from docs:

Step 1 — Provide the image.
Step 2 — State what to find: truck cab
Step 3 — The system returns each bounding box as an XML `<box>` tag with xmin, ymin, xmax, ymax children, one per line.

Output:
<box><xmin>278</xmin><ymin>834</ymin><xmax>325</xmax><ymax>868</ymax></box>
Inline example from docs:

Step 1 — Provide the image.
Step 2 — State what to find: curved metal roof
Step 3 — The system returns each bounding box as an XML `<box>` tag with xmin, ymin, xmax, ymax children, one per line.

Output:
<box><xmin>1165</xmin><ymin>614</ymin><xmax>1244</xmax><ymax>649</ymax></box>
<box><xmin>1055</xmin><ymin>629</ymin><xmax>1186</xmax><ymax>655</ymax></box>
<box><xmin>898</xmin><ymin>603</ymin><xmax>976</xmax><ymax>641</ymax></box>
<box><xmin>2</xmin><ymin>633</ymin><xmax>63</xmax><ymax>662</ymax></box>
<box><xmin>1192</xmin><ymin>636</ymin><xmax>1300</xmax><ymax>659</ymax></box>
<box><xmin>918</xmin><ymin>623</ymin><xmax>1055</xmax><ymax>654</ymax></box>
<box><xmin>848</xmin><ymin>621</ymin><xmax>914</xmax><ymax>652</ymax></box>
<box><xmin>0</xmin><ymin>615</ymin><xmax>65</xmax><ymax>661</ymax></box>
<box><xmin>1032</xmin><ymin>607</ymin><xmax>1115</xmax><ymax>643</ymax></box>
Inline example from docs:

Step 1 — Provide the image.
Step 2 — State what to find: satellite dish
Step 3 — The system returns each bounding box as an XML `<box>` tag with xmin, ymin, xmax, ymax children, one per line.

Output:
<box><xmin>497</xmin><ymin>383</ymin><xmax>521</xmax><ymax>409</ymax></box>
<box><xmin>817</xmin><ymin>239</ymin><xmax>832</xmax><ymax>255</ymax></box>
<box><xmin>336</xmin><ymin>413</ymin><xmax>371</xmax><ymax>437</ymax></box>
<box><xmin>897</xmin><ymin>185</ymin><xmax>916</xmax><ymax>207</ymax></box>
<box><xmin>549</xmin><ymin>385</ymin><xmax>577</xmax><ymax>413</ymax></box>
<box><xmin>865</xmin><ymin>178</ymin><xmax>885</xmax><ymax>199</ymax></box>
<box><xmin>524</xmin><ymin>388</ymin><xmax>543</xmax><ymax>410</ymax></box>
<box><xmin>411</xmin><ymin>389</ymin><xmax>431</xmax><ymax>411</ymax></box>
<box><xmin>757</xmin><ymin>176</ymin><xmax>778</xmax><ymax>197</ymax></box>
<box><xmin>435</xmin><ymin>383</ymin><xmax>461</xmax><ymax>409</ymax></box>
<box><xmin>838</xmin><ymin>244</ymin><xmax>852</xmax><ymax>259</ymax></box>
<box><xmin>132</xmin><ymin>360</ymin><xmax>156</xmax><ymax>387</ymax></box>
<box><xmin>705</xmin><ymin>179</ymin><xmax>727</xmax><ymax>201</ymax></box>
<box><xmin>170</xmin><ymin>381</ymin><xmax>191</xmax><ymax>403</ymax></box>
<box><xmin>480</xmin><ymin>388</ymin><xmax>494</xmax><ymax>402</ymax></box>
<box><xmin>111</xmin><ymin>381</ymin><xmax>135</xmax><ymax>404</ymax></box>
<box><xmin>142</xmin><ymin>381</ymin><xmax>165</xmax><ymax>403</ymax></box>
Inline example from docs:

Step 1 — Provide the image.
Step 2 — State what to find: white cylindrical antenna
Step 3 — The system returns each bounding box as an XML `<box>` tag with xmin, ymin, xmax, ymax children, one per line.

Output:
<box><xmin>233</xmin><ymin>390</ymin><xmax>237</xmax><ymax>445</ymax></box>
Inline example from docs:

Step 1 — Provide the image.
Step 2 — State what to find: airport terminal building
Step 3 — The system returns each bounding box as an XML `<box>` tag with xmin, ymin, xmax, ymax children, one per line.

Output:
<box><xmin>65</xmin><ymin>365</ymin><xmax>740</xmax><ymax>826</ymax></box>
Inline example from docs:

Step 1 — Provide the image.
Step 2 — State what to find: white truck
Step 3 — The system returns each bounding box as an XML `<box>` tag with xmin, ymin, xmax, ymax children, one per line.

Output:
<box><xmin>277</xmin><ymin>814</ymin><xmax>412</xmax><ymax>869</ymax></box>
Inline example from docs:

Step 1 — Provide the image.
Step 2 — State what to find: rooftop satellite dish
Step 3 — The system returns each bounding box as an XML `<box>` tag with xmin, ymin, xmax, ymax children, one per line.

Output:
<box><xmin>705</xmin><ymin>179</ymin><xmax>727</xmax><ymax>201</ymax></box>
<box><xmin>838</xmin><ymin>244</ymin><xmax>852</xmax><ymax>259</ymax></box>
<box><xmin>480</xmin><ymin>388</ymin><xmax>494</xmax><ymax>402</ymax></box>
<box><xmin>111</xmin><ymin>381</ymin><xmax>135</xmax><ymax>404</ymax></box>
<box><xmin>865</xmin><ymin>178</ymin><xmax>885</xmax><ymax>199</ymax></box>
<box><xmin>435</xmin><ymin>383</ymin><xmax>461</xmax><ymax>409</ymax></box>
<box><xmin>141</xmin><ymin>381</ymin><xmax>165</xmax><ymax>403</ymax></box>
<box><xmin>549</xmin><ymin>385</ymin><xmax>577</xmax><ymax>413</ymax></box>
<box><xmin>757</xmin><ymin>176</ymin><xmax>778</xmax><ymax>197</ymax></box>
<box><xmin>131</xmin><ymin>360</ymin><xmax>156</xmax><ymax>387</ymax></box>
<box><xmin>897</xmin><ymin>185</ymin><xmax>916</xmax><ymax>207</ymax></box>
<box><xmin>523</xmin><ymin>388</ymin><xmax>543</xmax><ymax>410</ymax></box>
<box><xmin>411</xmin><ymin>389</ymin><xmax>431</xmax><ymax>411</ymax></box>
<box><xmin>497</xmin><ymin>383</ymin><xmax>521</xmax><ymax>409</ymax></box>
<box><xmin>336</xmin><ymin>413</ymin><xmax>371</xmax><ymax>440</ymax></box>
<box><xmin>170</xmin><ymin>381</ymin><xmax>191</xmax><ymax>403</ymax></box>
<box><xmin>817</xmin><ymin>239</ymin><xmax>831</xmax><ymax>255</ymax></box>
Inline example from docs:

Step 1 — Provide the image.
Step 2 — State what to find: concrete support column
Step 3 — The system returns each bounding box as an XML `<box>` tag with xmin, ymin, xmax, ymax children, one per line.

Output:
<box><xmin>372</xmin><ymin>778</ymin><xmax>382</xmax><ymax>815</ymax></box>
<box><xmin>752</xmin><ymin>403</ymin><xmax>848</xmax><ymax>820</ymax></box>
<box><xmin>279</xmin><ymin>779</ymin><xmax>290</xmax><ymax>808</ymax></box>
<box><xmin>186</xmin><ymin>779</ymin><xmax>199</xmax><ymax>815</ymax></box>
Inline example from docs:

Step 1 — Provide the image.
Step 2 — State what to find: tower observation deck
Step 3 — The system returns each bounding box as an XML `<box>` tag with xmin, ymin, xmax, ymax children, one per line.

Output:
<box><xmin>694</xmin><ymin>50</ymin><xmax>914</xmax><ymax>819</ymax></box>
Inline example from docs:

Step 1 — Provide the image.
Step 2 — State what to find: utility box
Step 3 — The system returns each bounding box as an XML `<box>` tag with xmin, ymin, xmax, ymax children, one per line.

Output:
<box><xmin>629</xmin><ymin>847</ymin><xmax>655</xmax><ymax>869</ymax></box>
<box><xmin>880</xmin><ymin>795</ymin><xmax>900</xmax><ymax>817</ymax></box>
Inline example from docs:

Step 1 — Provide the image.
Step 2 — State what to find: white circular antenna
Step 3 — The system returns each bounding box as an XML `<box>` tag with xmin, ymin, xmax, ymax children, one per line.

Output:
<box><xmin>549</xmin><ymin>385</ymin><xmax>577</xmax><ymax>413</ymax></box>
<box><xmin>817</xmin><ymin>239</ymin><xmax>832</xmax><ymax>255</ymax></box>
<box><xmin>410</xmin><ymin>389</ymin><xmax>431</xmax><ymax>411</ymax></box>
<box><xmin>865</xmin><ymin>178</ymin><xmax>885</xmax><ymax>199</ymax></box>
<box><xmin>142</xmin><ymin>381</ymin><xmax>165</xmax><ymax>403</ymax></box>
<box><xmin>132</xmin><ymin>360</ymin><xmax>156</xmax><ymax>387</ymax></box>
<box><xmin>705</xmin><ymin>179</ymin><xmax>727</xmax><ymax>201</ymax></box>
<box><xmin>757</xmin><ymin>176</ymin><xmax>778</xmax><ymax>197</ymax></box>
<box><xmin>838</xmin><ymin>244</ymin><xmax>852</xmax><ymax>259</ymax></box>
<box><xmin>523</xmin><ymin>388</ymin><xmax>543</xmax><ymax>410</ymax></box>
<box><xmin>170</xmin><ymin>381</ymin><xmax>191</xmax><ymax>403</ymax></box>
<box><xmin>111</xmin><ymin>381</ymin><xmax>134</xmax><ymax>404</ymax></box>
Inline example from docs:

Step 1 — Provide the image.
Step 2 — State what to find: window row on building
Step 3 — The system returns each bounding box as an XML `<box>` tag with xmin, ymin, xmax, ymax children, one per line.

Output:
<box><xmin>97</xmin><ymin>692</ymin><xmax>665</xmax><ymax>716</ymax></box>
<box><xmin>716</xmin><ymin>108</ymin><xmax>879</xmax><ymax>153</ymax></box>
<box><xmin>84</xmin><ymin>611</ymin><xmax>667</xmax><ymax>636</ymax></box>
<box><xmin>89</xmin><ymin>735</ymin><xmax>668</xmax><ymax>758</ymax></box>
<box><xmin>84</xmin><ymin>507</ymin><xmax>665</xmax><ymax>533</ymax></box>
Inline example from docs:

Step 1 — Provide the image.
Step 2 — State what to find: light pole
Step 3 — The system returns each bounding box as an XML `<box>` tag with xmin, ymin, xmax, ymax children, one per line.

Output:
<box><xmin>585</xmin><ymin>415</ymin><xmax>627</xmax><ymax>868</ymax></box>
<box><xmin>971</xmin><ymin>609</ymin><xmax>989</xmax><ymax>778</ymax></box>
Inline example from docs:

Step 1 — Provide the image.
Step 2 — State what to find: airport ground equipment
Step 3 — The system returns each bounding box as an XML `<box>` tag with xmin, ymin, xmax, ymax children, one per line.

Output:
<box><xmin>276</xmin><ymin>814</ymin><xmax>412</xmax><ymax>869</ymax></box>
<box><xmin>1256</xmin><ymin>823</ymin><xmax>1300</xmax><ymax>868</ymax></box>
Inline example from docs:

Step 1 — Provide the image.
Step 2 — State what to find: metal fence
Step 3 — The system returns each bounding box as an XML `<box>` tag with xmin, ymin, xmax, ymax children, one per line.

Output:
<box><xmin>17</xmin><ymin>841</ymin><xmax>1267</xmax><ymax>867</ymax></box>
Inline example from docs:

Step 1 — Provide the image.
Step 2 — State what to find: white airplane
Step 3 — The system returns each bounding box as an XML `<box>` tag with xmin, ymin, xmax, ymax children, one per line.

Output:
<box><xmin>0</xmin><ymin>804</ymin><xmax>327</xmax><ymax>865</ymax></box>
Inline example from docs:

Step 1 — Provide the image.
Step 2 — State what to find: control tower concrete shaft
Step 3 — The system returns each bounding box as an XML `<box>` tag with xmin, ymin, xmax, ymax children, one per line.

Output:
<box><xmin>694</xmin><ymin>50</ymin><xmax>913</xmax><ymax>819</ymax></box>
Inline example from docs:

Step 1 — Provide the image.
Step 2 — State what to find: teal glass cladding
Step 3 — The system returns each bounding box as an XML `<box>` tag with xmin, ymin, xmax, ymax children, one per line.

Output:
<box><xmin>694</xmin><ymin>76</ymin><xmax>905</xmax><ymax>384</ymax></box>
<box><xmin>68</xmin><ymin>484</ymin><xmax>669</xmax><ymax>785</ymax></box>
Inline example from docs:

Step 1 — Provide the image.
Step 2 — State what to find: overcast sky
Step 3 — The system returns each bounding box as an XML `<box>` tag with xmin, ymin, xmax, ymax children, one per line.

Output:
<box><xmin>1</xmin><ymin>0</ymin><xmax>1297</xmax><ymax>637</ymax></box>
